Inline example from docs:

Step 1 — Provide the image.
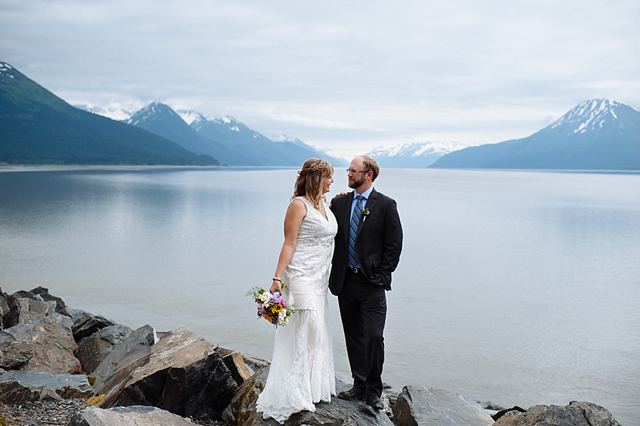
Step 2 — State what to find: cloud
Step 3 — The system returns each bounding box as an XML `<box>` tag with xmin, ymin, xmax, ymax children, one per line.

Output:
<box><xmin>1</xmin><ymin>0</ymin><xmax>639</xmax><ymax>157</ymax></box>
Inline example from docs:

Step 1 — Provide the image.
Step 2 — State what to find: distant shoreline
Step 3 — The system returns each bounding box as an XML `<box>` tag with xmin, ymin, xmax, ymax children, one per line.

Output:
<box><xmin>0</xmin><ymin>164</ymin><xmax>300</xmax><ymax>173</ymax></box>
<box><xmin>2</xmin><ymin>164</ymin><xmax>638</xmax><ymax>175</ymax></box>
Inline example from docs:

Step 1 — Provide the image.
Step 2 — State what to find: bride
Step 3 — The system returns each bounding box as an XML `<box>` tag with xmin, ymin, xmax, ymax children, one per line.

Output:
<box><xmin>256</xmin><ymin>158</ymin><xmax>337</xmax><ymax>423</ymax></box>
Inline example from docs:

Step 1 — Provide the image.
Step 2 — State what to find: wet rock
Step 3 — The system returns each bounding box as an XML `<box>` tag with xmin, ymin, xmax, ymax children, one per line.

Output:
<box><xmin>99</xmin><ymin>327</ymin><xmax>215</xmax><ymax>409</ymax></box>
<box><xmin>393</xmin><ymin>386</ymin><xmax>494</xmax><ymax>425</ymax></box>
<box><xmin>67</xmin><ymin>308</ymin><xmax>116</xmax><ymax>343</ymax></box>
<box><xmin>227</xmin><ymin>367</ymin><xmax>393</xmax><ymax>425</ymax></box>
<box><xmin>493</xmin><ymin>401</ymin><xmax>621</xmax><ymax>426</ymax></box>
<box><xmin>0</xmin><ymin>341</ymin><xmax>33</xmax><ymax>369</ymax></box>
<box><xmin>89</xmin><ymin>324</ymin><xmax>157</xmax><ymax>394</ymax></box>
<box><xmin>76</xmin><ymin>324</ymin><xmax>133</xmax><ymax>374</ymax></box>
<box><xmin>0</xmin><ymin>370</ymin><xmax>94</xmax><ymax>404</ymax></box>
<box><xmin>70</xmin><ymin>405</ymin><xmax>196</xmax><ymax>425</ymax></box>
<box><xmin>0</xmin><ymin>313</ymin><xmax>81</xmax><ymax>374</ymax></box>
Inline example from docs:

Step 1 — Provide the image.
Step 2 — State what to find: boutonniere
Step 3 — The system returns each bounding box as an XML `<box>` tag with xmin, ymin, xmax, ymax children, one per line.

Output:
<box><xmin>361</xmin><ymin>208</ymin><xmax>370</xmax><ymax>222</ymax></box>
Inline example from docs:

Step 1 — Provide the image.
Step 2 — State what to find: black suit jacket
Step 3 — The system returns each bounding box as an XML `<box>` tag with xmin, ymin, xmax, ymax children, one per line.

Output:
<box><xmin>329</xmin><ymin>188</ymin><xmax>403</xmax><ymax>295</ymax></box>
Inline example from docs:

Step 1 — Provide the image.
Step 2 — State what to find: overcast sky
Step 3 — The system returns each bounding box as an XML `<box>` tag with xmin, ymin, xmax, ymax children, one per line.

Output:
<box><xmin>2</xmin><ymin>0</ymin><xmax>639</xmax><ymax>158</ymax></box>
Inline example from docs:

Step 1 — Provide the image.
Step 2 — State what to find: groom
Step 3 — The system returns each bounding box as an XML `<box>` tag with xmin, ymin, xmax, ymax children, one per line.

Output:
<box><xmin>329</xmin><ymin>155</ymin><xmax>403</xmax><ymax>410</ymax></box>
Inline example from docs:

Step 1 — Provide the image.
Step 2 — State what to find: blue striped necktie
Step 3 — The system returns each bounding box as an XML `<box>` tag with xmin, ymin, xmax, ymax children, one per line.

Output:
<box><xmin>348</xmin><ymin>195</ymin><xmax>365</xmax><ymax>268</ymax></box>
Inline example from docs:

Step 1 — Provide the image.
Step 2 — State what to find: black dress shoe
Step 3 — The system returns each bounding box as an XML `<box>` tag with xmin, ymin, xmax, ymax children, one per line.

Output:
<box><xmin>337</xmin><ymin>387</ymin><xmax>367</xmax><ymax>401</ymax></box>
<box><xmin>365</xmin><ymin>395</ymin><xmax>384</xmax><ymax>410</ymax></box>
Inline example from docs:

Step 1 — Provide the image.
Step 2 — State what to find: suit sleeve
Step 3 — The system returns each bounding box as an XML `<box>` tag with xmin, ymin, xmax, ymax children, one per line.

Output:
<box><xmin>380</xmin><ymin>198</ymin><xmax>403</xmax><ymax>287</ymax></box>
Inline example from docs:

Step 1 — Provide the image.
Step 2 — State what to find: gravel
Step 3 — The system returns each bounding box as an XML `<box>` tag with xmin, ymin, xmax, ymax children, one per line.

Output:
<box><xmin>0</xmin><ymin>399</ymin><xmax>232</xmax><ymax>425</ymax></box>
<box><xmin>0</xmin><ymin>399</ymin><xmax>86</xmax><ymax>425</ymax></box>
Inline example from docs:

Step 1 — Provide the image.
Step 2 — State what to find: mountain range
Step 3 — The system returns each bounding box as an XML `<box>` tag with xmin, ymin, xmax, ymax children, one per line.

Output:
<box><xmin>124</xmin><ymin>103</ymin><xmax>346</xmax><ymax>166</ymax></box>
<box><xmin>366</xmin><ymin>141</ymin><xmax>476</xmax><ymax>168</ymax></box>
<box><xmin>2</xmin><ymin>60</ymin><xmax>638</xmax><ymax>169</ymax></box>
<box><xmin>0</xmin><ymin>60</ymin><xmax>344</xmax><ymax>167</ymax></box>
<box><xmin>430</xmin><ymin>99</ymin><xmax>640</xmax><ymax>170</ymax></box>
<box><xmin>0</xmin><ymin>61</ymin><xmax>217</xmax><ymax>166</ymax></box>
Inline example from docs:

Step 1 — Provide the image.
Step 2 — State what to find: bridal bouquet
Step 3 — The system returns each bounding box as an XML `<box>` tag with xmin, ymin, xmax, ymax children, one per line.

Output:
<box><xmin>246</xmin><ymin>286</ymin><xmax>300</xmax><ymax>328</ymax></box>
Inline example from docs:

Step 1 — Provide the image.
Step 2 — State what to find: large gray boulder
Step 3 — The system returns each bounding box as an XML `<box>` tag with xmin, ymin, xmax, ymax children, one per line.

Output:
<box><xmin>67</xmin><ymin>308</ymin><xmax>116</xmax><ymax>343</ymax></box>
<box><xmin>89</xmin><ymin>324</ymin><xmax>156</xmax><ymax>393</ymax></box>
<box><xmin>493</xmin><ymin>401</ymin><xmax>621</xmax><ymax>426</ymax></box>
<box><xmin>227</xmin><ymin>367</ymin><xmax>394</xmax><ymax>425</ymax></box>
<box><xmin>160</xmin><ymin>350</ymin><xmax>238</xmax><ymax>422</ymax></box>
<box><xmin>393</xmin><ymin>386</ymin><xmax>494</xmax><ymax>425</ymax></box>
<box><xmin>0</xmin><ymin>370</ymin><xmax>94</xmax><ymax>404</ymax></box>
<box><xmin>70</xmin><ymin>405</ymin><xmax>196</xmax><ymax>425</ymax></box>
<box><xmin>76</xmin><ymin>324</ymin><xmax>133</xmax><ymax>374</ymax></box>
<box><xmin>95</xmin><ymin>327</ymin><xmax>239</xmax><ymax>422</ymax></box>
<box><xmin>3</xmin><ymin>291</ymin><xmax>58</xmax><ymax>328</ymax></box>
<box><xmin>98</xmin><ymin>327</ymin><xmax>215</xmax><ymax>408</ymax></box>
<box><xmin>0</xmin><ymin>314</ymin><xmax>81</xmax><ymax>374</ymax></box>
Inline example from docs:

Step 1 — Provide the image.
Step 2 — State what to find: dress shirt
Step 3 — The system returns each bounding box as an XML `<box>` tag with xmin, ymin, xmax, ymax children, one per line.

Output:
<box><xmin>350</xmin><ymin>186</ymin><xmax>373</xmax><ymax>218</ymax></box>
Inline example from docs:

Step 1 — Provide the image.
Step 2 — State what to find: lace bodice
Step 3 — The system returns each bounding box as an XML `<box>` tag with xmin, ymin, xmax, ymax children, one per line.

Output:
<box><xmin>285</xmin><ymin>197</ymin><xmax>338</xmax><ymax>282</ymax></box>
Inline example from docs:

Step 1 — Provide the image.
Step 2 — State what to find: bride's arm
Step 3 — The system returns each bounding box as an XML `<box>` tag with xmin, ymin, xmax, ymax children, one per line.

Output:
<box><xmin>270</xmin><ymin>199</ymin><xmax>306</xmax><ymax>294</ymax></box>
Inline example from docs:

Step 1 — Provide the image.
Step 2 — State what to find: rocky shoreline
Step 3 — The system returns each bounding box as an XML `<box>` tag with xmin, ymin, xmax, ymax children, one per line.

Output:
<box><xmin>0</xmin><ymin>287</ymin><xmax>622</xmax><ymax>425</ymax></box>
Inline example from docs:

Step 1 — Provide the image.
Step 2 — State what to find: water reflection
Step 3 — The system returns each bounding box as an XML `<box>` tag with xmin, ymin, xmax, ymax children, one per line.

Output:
<box><xmin>0</xmin><ymin>167</ymin><xmax>638</xmax><ymax>423</ymax></box>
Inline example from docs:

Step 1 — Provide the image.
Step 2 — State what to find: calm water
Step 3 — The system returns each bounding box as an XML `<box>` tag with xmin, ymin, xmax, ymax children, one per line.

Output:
<box><xmin>1</xmin><ymin>167</ymin><xmax>639</xmax><ymax>423</ymax></box>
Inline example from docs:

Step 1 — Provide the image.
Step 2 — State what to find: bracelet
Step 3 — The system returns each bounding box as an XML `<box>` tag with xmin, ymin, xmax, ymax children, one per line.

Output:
<box><xmin>272</xmin><ymin>277</ymin><xmax>282</xmax><ymax>283</ymax></box>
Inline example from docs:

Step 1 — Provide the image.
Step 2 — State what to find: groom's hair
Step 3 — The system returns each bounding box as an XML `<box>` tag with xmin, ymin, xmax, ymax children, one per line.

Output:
<box><xmin>361</xmin><ymin>156</ymin><xmax>380</xmax><ymax>182</ymax></box>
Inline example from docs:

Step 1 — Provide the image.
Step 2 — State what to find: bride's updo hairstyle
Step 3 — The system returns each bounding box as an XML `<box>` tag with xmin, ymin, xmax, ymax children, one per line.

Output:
<box><xmin>293</xmin><ymin>158</ymin><xmax>334</xmax><ymax>210</ymax></box>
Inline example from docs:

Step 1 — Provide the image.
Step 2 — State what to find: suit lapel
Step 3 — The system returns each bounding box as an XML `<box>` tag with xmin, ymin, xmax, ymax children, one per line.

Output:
<box><xmin>356</xmin><ymin>188</ymin><xmax>377</xmax><ymax>235</ymax></box>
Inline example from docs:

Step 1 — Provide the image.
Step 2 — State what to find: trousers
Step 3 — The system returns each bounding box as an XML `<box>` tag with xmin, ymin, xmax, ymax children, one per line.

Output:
<box><xmin>338</xmin><ymin>268</ymin><xmax>387</xmax><ymax>397</ymax></box>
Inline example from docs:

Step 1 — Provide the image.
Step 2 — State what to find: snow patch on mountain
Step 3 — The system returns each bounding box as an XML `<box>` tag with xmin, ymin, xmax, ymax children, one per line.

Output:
<box><xmin>176</xmin><ymin>109</ymin><xmax>204</xmax><ymax>125</ymax></box>
<box><xmin>126</xmin><ymin>102</ymin><xmax>176</xmax><ymax>126</ymax></box>
<box><xmin>550</xmin><ymin>98</ymin><xmax>621</xmax><ymax>134</ymax></box>
<box><xmin>75</xmin><ymin>104</ymin><xmax>135</xmax><ymax>121</ymax></box>
<box><xmin>274</xmin><ymin>134</ymin><xmax>306</xmax><ymax>146</ymax></box>
<box><xmin>370</xmin><ymin>140</ymin><xmax>473</xmax><ymax>158</ymax></box>
<box><xmin>212</xmin><ymin>116</ymin><xmax>243</xmax><ymax>132</ymax></box>
<box><xmin>0</xmin><ymin>62</ymin><xmax>15</xmax><ymax>80</ymax></box>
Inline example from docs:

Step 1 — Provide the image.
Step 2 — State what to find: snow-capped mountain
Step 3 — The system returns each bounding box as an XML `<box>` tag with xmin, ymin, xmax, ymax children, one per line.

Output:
<box><xmin>125</xmin><ymin>103</ymin><xmax>345</xmax><ymax>166</ymax></box>
<box><xmin>549</xmin><ymin>98</ymin><xmax>632</xmax><ymax>136</ymax></box>
<box><xmin>0</xmin><ymin>61</ymin><xmax>16</xmax><ymax>80</ymax></box>
<box><xmin>0</xmin><ymin>62</ymin><xmax>216</xmax><ymax>166</ymax></box>
<box><xmin>430</xmin><ymin>98</ymin><xmax>640</xmax><ymax>170</ymax></box>
<box><xmin>367</xmin><ymin>141</ymin><xmax>474</xmax><ymax>168</ymax></box>
<box><xmin>76</xmin><ymin>105</ymin><xmax>134</xmax><ymax>121</ymax></box>
<box><xmin>175</xmin><ymin>109</ymin><xmax>202</xmax><ymax>126</ymax></box>
<box><xmin>127</xmin><ymin>102</ymin><xmax>180</xmax><ymax>126</ymax></box>
<box><xmin>274</xmin><ymin>134</ymin><xmax>307</xmax><ymax>146</ymax></box>
<box><xmin>191</xmin><ymin>114</ymin><xmax>265</xmax><ymax>139</ymax></box>
<box><xmin>124</xmin><ymin>102</ymin><xmax>223</xmax><ymax>162</ymax></box>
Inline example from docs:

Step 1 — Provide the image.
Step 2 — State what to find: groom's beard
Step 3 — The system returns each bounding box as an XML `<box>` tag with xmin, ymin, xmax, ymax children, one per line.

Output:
<box><xmin>348</xmin><ymin>175</ymin><xmax>366</xmax><ymax>189</ymax></box>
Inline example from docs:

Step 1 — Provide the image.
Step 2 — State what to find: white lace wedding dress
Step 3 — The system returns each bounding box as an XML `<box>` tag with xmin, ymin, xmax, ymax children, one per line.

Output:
<box><xmin>256</xmin><ymin>197</ymin><xmax>338</xmax><ymax>423</ymax></box>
